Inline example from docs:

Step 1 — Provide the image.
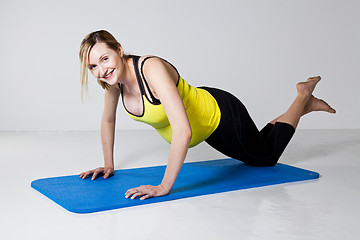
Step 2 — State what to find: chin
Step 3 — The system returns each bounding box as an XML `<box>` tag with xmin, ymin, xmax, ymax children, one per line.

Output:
<box><xmin>106</xmin><ymin>75</ymin><xmax>119</xmax><ymax>86</ymax></box>
<box><xmin>109</xmin><ymin>78</ymin><xmax>119</xmax><ymax>86</ymax></box>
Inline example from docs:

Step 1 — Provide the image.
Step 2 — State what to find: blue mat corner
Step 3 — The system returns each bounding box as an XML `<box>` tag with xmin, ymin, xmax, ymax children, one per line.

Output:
<box><xmin>31</xmin><ymin>158</ymin><xmax>319</xmax><ymax>213</ymax></box>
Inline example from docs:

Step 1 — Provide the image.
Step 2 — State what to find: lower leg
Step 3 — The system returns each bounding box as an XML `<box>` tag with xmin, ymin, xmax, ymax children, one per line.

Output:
<box><xmin>270</xmin><ymin>76</ymin><xmax>336</xmax><ymax>129</ymax></box>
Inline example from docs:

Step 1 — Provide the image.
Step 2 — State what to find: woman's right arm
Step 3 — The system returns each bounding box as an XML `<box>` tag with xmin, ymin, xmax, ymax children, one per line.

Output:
<box><xmin>80</xmin><ymin>85</ymin><xmax>121</xmax><ymax>180</ymax></box>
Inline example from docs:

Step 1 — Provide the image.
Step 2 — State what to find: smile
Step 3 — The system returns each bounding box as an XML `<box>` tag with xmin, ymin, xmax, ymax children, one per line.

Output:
<box><xmin>103</xmin><ymin>70</ymin><xmax>114</xmax><ymax>80</ymax></box>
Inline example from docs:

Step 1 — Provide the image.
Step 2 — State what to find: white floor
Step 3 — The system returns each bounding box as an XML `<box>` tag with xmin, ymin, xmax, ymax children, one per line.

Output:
<box><xmin>1</xmin><ymin>129</ymin><xmax>360</xmax><ymax>240</ymax></box>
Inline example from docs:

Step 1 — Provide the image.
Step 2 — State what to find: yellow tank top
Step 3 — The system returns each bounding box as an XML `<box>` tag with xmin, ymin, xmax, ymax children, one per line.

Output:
<box><xmin>122</xmin><ymin>56</ymin><xmax>221</xmax><ymax>148</ymax></box>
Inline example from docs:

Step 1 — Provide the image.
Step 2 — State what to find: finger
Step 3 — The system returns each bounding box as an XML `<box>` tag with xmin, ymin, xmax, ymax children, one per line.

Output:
<box><xmin>125</xmin><ymin>188</ymin><xmax>135</xmax><ymax>198</ymax></box>
<box><xmin>81</xmin><ymin>171</ymin><xmax>92</xmax><ymax>179</ymax></box>
<box><xmin>91</xmin><ymin>171</ymin><xmax>99</xmax><ymax>180</ymax></box>
<box><xmin>92</xmin><ymin>169</ymin><xmax>102</xmax><ymax>180</ymax></box>
<box><xmin>103</xmin><ymin>169</ymin><xmax>112</xmax><ymax>179</ymax></box>
<box><xmin>103</xmin><ymin>170</ymin><xmax>109</xmax><ymax>179</ymax></box>
<box><xmin>130</xmin><ymin>192</ymin><xmax>143</xmax><ymax>200</ymax></box>
<box><xmin>79</xmin><ymin>172</ymin><xmax>85</xmax><ymax>178</ymax></box>
<box><xmin>125</xmin><ymin>188</ymin><xmax>138</xmax><ymax>198</ymax></box>
<box><xmin>140</xmin><ymin>194</ymin><xmax>150</xmax><ymax>200</ymax></box>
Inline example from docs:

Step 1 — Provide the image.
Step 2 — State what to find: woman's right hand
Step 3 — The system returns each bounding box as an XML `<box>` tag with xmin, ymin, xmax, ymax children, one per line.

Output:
<box><xmin>79</xmin><ymin>167</ymin><xmax>114</xmax><ymax>180</ymax></box>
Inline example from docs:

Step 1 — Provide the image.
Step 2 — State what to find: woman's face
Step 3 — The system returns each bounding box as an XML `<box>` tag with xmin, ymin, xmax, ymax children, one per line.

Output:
<box><xmin>88</xmin><ymin>42</ymin><xmax>125</xmax><ymax>85</ymax></box>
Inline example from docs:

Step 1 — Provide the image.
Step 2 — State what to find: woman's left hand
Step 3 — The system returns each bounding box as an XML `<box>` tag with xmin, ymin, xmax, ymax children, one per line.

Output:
<box><xmin>125</xmin><ymin>184</ymin><xmax>170</xmax><ymax>200</ymax></box>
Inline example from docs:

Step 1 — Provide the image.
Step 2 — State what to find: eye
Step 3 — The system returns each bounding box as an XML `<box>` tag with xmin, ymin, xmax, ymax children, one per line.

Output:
<box><xmin>89</xmin><ymin>65</ymin><xmax>96</xmax><ymax>70</ymax></box>
<box><xmin>102</xmin><ymin>57</ymin><xmax>109</xmax><ymax>62</ymax></box>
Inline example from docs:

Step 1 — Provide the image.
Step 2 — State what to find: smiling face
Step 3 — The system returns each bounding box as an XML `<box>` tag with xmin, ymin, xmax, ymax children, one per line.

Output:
<box><xmin>88</xmin><ymin>42</ymin><xmax>125</xmax><ymax>86</ymax></box>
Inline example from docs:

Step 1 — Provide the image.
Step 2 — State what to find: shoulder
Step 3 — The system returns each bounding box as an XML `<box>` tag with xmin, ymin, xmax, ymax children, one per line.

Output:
<box><xmin>139</xmin><ymin>55</ymin><xmax>179</xmax><ymax>84</ymax></box>
<box><xmin>140</xmin><ymin>55</ymin><xmax>168</xmax><ymax>71</ymax></box>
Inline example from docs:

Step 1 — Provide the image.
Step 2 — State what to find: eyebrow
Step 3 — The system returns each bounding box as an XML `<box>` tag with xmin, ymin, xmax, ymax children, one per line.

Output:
<box><xmin>99</xmin><ymin>53</ymin><xmax>107</xmax><ymax>60</ymax></box>
<box><xmin>88</xmin><ymin>53</ymin><xmax>109</xmax><ymax>68</ymax></box>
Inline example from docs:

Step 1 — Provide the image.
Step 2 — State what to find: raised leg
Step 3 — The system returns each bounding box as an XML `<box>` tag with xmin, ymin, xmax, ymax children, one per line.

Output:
<box><xmin>270</xmin><ymin>76</ymin><xmax>336</xmax><ymax>129</ymax></box>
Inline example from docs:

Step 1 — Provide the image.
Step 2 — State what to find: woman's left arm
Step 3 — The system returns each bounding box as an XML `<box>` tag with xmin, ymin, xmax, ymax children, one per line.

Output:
<box><xmin>125</xmin><ymin>58</ymin><xmax>192</xmax><ymax>200</ymax></box>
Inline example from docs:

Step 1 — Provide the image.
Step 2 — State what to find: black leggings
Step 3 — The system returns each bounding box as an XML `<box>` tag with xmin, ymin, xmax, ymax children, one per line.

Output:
<box><xmin>200</xmin><ymin>87</ymin><xmax>295</xmax><ymax>167</ymax></box>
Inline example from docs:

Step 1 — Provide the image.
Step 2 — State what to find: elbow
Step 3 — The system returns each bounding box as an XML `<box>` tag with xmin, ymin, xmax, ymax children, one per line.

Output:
<box><xmin>175</xmin><ymin>126</ymin><xmax>192</xmax><ymax>144</ymax></box>
<box><xmin>186</xmin><ymin>128</ymin><xmax>192</xmax><ymax>143</ymax></box>
<box><xmin>184</xmin><ymin>128</ymin><xmax>192</xmax><ymax>143</ymax></box>
<box><xmin>102</xmin><ymin>114</ymin><xmax>116</xmax><ymax>124</ymax></box>
<box><xmin>102</xmin><ymin>118</ymin><xmax>116</xmax><ymax>124</ymax></box>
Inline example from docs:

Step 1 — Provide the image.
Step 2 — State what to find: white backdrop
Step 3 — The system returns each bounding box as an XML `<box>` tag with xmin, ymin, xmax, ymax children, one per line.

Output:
<box><xmin>1</xmin><ymin>0</ymin><xmax>359</xmax><ymax>131</ymax></box>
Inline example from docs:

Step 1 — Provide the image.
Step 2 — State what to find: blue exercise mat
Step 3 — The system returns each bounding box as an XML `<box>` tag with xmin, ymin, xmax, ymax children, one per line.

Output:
<box><xmin>31</xmin><ymin>158</ymin><xmax>319</xmax><ymax>213</ymax></box>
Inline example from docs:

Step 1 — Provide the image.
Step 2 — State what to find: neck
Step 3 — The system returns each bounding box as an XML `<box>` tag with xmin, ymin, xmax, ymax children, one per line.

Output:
<box><xmin>118</xmin><ymin>56</ymin><xmax>137</xmax><ymax>90</ymax></box>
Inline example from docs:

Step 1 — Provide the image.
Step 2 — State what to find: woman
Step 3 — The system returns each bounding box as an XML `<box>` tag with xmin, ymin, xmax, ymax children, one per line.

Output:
<box><xmin>79</xmin><ymin>30</ymin><xmax>336</xmax><ymax>201</ymax></box>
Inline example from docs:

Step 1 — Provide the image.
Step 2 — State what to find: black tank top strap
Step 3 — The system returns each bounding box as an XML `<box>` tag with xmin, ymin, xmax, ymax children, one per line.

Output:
<box><xmin>140</xmin><ymin>56</ymin><xmax>161</xmax><ymax>104</ymax></box>
<box><xmin>130</xmin><ymin>55</ymin><xmax>161</xmax><ymax>105</ymax></box>
<box><xmin>131</xmin><ymin>55</ymin><xmax>146</xmax><ymax>96</ymax></box>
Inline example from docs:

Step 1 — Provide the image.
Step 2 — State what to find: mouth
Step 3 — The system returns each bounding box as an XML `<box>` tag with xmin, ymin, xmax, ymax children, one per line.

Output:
<box><xmin>103</xmin><ymin>70</ymin><xmax>114</xmax><ymax>80</ymax></box>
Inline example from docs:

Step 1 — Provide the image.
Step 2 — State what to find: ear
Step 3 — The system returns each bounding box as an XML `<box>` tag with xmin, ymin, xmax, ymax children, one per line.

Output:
<box><xmin>118</xmin><ymin>44</ymin><xmax>124</xmax><ymax>58</ymax></box>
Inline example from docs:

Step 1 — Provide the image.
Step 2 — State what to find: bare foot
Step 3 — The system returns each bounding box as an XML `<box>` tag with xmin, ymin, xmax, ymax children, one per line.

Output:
<box><xmin>303</xmin><ymin>95</ymin><xmax>336</xmax><ymax>115</ymax></box>
<box><xmin>296</xmin><ymin>76</ymin><xmax>322</xmax><ymax>99</ymax></box>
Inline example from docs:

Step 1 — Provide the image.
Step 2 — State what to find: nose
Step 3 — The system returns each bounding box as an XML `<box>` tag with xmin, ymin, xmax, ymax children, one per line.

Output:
<box><xmin>98</xmin><ymin>66</ymin><xmax>107</xmax><ymax>78</ymax></box>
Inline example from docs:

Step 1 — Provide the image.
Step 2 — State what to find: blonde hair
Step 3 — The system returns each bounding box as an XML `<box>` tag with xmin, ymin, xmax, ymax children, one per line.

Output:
<box><xmin>79</xmin><ymin>30</ymin><xmax>128</xmax><ymax>98</ymax></box>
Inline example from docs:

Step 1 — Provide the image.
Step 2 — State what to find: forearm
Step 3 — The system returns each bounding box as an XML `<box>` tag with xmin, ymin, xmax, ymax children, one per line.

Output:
<box><xmin>161</xmin><ymin>131</ymin><xmax>191</xmax><ymax>192</ymax></box>
<box><xmin>101</xmin><ymin>119</ymin><xmax>116</xmax><ymax>168</ymax></box>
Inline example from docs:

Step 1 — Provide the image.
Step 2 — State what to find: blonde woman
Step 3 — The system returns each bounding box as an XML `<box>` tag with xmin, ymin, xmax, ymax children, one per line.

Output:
<box><xmin>79</xmin><ymin>30</ymin><xmax>335</xmax><ymax>200</ymax></box>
